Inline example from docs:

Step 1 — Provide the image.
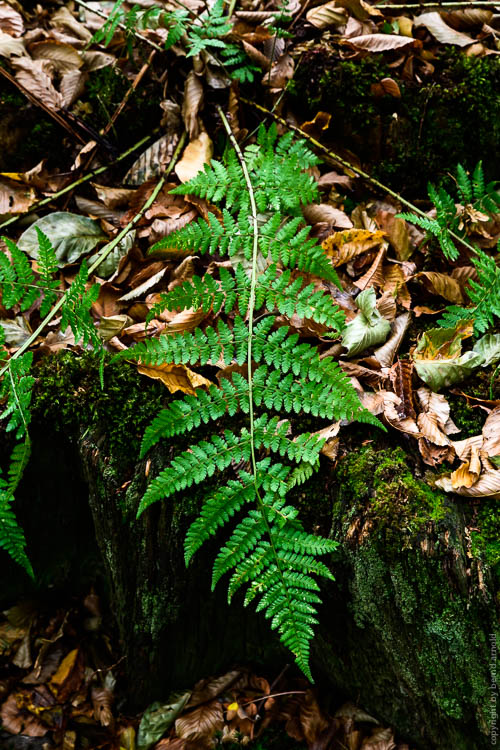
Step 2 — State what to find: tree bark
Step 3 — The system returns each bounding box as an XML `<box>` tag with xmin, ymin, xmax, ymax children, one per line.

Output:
<box><xmin>2</xmin><ymin>355</ymin><xmax>497</xmax><ymax>749</ymax></box>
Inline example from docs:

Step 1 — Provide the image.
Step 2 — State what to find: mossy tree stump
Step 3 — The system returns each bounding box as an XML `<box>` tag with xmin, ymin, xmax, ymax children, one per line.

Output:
<box><xmin>1</xmin><ymin>354</ymin><xmax>498</xmax><ymax>749</ymax></box>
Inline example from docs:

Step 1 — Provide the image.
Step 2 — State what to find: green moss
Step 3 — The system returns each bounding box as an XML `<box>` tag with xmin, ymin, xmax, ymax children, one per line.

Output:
<box><xmin>291</xmin><ymin>49</ymin><xmax>500</xmax><ymax>195</ymax></box>
<box><xmin>470</xmin><ymin>497</ymin><xmax>500</xmax><ymax>579</ymax></box>
<box><xmin>31</xmin><ymin>351</ymin><xmax>165</xmax><ymax>467</ymax></box>
<box><xmin>334</xmin><ymin>445</ymin><xmax>447</xmax><ymax>544</ymax></box>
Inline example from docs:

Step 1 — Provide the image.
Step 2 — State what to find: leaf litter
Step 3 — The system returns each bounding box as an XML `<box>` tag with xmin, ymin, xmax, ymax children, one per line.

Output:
<box><xmin>0</xmin><ymin>0</ymin><xmax>499</xmax><ymax>744</ymax></box>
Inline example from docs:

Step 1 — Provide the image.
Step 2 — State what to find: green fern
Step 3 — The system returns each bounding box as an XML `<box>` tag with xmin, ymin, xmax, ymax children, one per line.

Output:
<box><xmin>121</xmin><ymin>124</ymin><xmax>381</xmax><ymax>679</ymax></box>
<box><xmin>398</xmin><ymin>161</ymin><xmax>500</xmax><ymax>262</ymax></box>
<box><xmin>0</xmin><ymin>231</ymin><xmax>102</xmax><ymax>574</ymax></box>
<box><xmin>438</xmin><ymin>243</ymin><xmax>500</xmax><ymax>333</ymax></box>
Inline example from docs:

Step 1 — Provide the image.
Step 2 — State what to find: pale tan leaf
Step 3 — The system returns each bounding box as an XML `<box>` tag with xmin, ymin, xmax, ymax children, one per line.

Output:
<box><xmin>436</xmin><ymin>470</ymin><xmax>500</xmax><ymax>497</ymax></box>
<box><xmin>119</xmin><ymin>268</ymin><xmax>168</xmax><ymax>302</ymax></box>
<box><xmin>0</xmin><ymin>3</ymin><xmax>23</xmax><ymax>36</ymax></box>
<box><xmin>263</xmin><ymin>53</ymin><xmax>294</xmax><ymax>89</ymax></box>
<box><xmin>91</xmin><ymin>184</ymin><xmax>136</xmax><ymax>210</ymax></box>
<box><xmin>303</xmin><ymin>203</ymin><xmax>352</xmax><ymax>229</ymax></box>
<box><xmin>124</xmin><ymin>134</ymin><xmax>181</xmax><ymax>186</ymax></box>
<box><xmin>50</xmin><ymin>6</ymin><xmax>92</xmax><ymax>41</ymax></box>
<box><xmin>322</xmin><ymin>229</ymin><xmax>386</xmax><ymax>267</ymax></box>
<box><xmin>417</xmin><ymin>387</ymin><xmax>459</xmax><ymax>435</ymax></box>
<box><xmin>59</xmin><ymin>69</ymin><xmax>86</xmax><ymax>108</ymax></box>
<box><xmin>482</xmin><ymin>406</ymin><xmax>500</xmax><ymax>458</ymax></box>
<box><xmin>182</xmin><ymin>70</ymin><xmax>204</xmax><ymax>140</ymax></box>
<box><xmin>30</xmin><ymin>40</ymin><xmax>82</xmax><ymax>72</ymax></box>
<box><xmin>376</xmin><ymin>212</ymin><xmax>412</xmax><ymax>261</ymax></box>
<box><xmin>175</xmin><ymin>700</ymin><xmax>224</xmax><ymax>740</ymax></box>
<box><xmin>354</xmin><ymin>243</ymin><xmax>387</xmax><ymax>290</ymax></box>
<box><xmin>82</xmin><ymin>50</ymin><xmax>116</xmax><ymax>71</ymax></box>
<box><xmin>414</xmin><ymin>12</ymin><xmax>475</xmax><ymax>46</ymax></box>
<box><xmin>375</xmin><ymin>290</ymin><xmax>397</xmax><ymax>322</ymax></box>
<box><xmin>417</xmin><ymin>412</ymin><xmax>451</xmax><ymax>446</ymax></box>
<box><xmin>451</xmin><ymin>445</ymin><xmax>481</xmax><ymax>488</ymax></box>
<box><xmin>452</xmin><ymin>434</ymin><xmax>484</xmax><ymax>462</ymax></box>
<box><xmin>0</xmin><ymin>30</ymin><xmax>24</xmax><ymax>57</ymax></box>
<box><xmin>175</xmin><ymin>132</ymin><xmax>213</xmax><ymax>184</ymax></box>
<box><xmin>137</xmin><ymin>363</ymin><xmax>214</xmax><ymax>395</ymax></box>
<box><xmin>413</xmin><ymin>271</ymin><xmax>464</xmax><ymax>304</ymax></box>
<box><xmin>373</xmin><ymin>312</ymin><xmax>410</xmax><ymax>367</ymax></box>
<box><xmin>0</xmin><ymin>176</ymin><xmax>37</xmax><ymax>215</ymax></box>
<box><xmin>11</xmin><ymin>57</ymin><xmax>63</xmax><ymax>110</ymax></box>
<box><xmin>98</xmin><ymin>315</ymin><xmax>133</xmax><ymax>342</ymax></box>
<box><xmin>346</xmin><ymin>34</ymin><xmax>418</xmax><ymax>52</ymax></box>
<box><xmin>313</xmin><ymin>423</ymin><xmax>340</xmax><ymax>461</ymax></box>
<box><xmin>306</xmin><ymin>2</ymin><xmax>348</xmax><ymax>28</ymax></box>
<box><xmin>164</xmin><ymin>307</ymin><xmax>207</xmax><ymax>333</ymax></box>
<box><xmin>91</xmin><ymin>686</ymin><xmax>114</xmax><ymax>727</ymax></box>
<box><xmin>333</xmin><ymin>0</ymin><xmax>383</xmax><ymax>20</ymax></box>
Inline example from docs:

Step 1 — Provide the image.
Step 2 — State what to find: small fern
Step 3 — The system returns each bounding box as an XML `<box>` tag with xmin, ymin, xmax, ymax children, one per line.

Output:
<box><xmin>121</xmin><ymin>122</ymin><xmax>381</xmax><ymax>679</ymax></box>
<box><xmin>399</xmin><ymin>161</ymin><xmax>500</xmax><ymax>261</ymax></box>
<box><xmin>0</xmin><ymin>230</ymin><xmax>102</xmax><ymax>575</ymax></box>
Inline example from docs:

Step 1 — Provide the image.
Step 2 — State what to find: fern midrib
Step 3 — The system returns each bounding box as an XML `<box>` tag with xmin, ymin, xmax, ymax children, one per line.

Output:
<box><xmin>218</xmin><ymin>107</ymin><xmax>305</xmax><ymax>656</ymax></box>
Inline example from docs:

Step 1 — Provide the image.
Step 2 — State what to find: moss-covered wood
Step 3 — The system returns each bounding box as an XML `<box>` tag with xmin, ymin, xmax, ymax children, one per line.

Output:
<box><xmin>1</xmin><ymin>353</ymin><xmax>497</xmax><ymax>749</ymax></box>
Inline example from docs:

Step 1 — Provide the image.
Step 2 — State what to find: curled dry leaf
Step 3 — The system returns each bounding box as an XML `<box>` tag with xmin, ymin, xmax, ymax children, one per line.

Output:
<box><xmin>0</xmin><ymin>176</ymin><xmax>37</xmax><ymax>215</ymax></box>
<box><xmin>91</xmin><ymin>686</ymin><xmax>114</xmax><ymax>727</ymax></box>
<box><xmin>342</xmin><ymin>288</ymin><xmax>391</xmax><ymax>357</ymax></box>
<box><xmin>175</xmin><ymin>700</ymin><xmax>224</xmax><ymax>742</ymax></box>
<box><xmin>30</xmin><ymin>40</ymin><xmax>82</xmax><ymax>73</ymax></box>
<box><xmin>372</xmin><ymin>312</ymin><xmax>410</xmax><ymax>368</ymax></box>
<box><xmin>11</xmin><ymin>56</ymin><xmax>63</xmax><ymax>110</ymax></box>
<box><xmin>0</xmin><ymin>692</ymin><xmax>48</xmax><ymax>737</ymax></box>
<box><xmin>482</xmin><ymin>407</ymin><xmax>500</xmax><ymax>459</ymax></box>
<box><xmin>263</xmin><ymin>53</ymin><xmax>294</xmax><ymax>89</ymax></box>
<box><xmin>370</xmin><ymin>78</ymin><xmax>401</xmax><ymax>98</ymax></box>
<box><xmin>175</xmin><ymin>132</ymin><xmax>214</xmax><ymax>184</ymax></box>
<box><xmin>450</xmin><ymin>444</ymin><xmax>481</xmax><ymax>488</ymax></box>
<box><xmin>303</xmin><ymin>203</ymin><xmax>352</xmax><ymax>229</ymax></box>
<box><xmin>436</xmin><ymin>469</ymin><xmax>500</xmax><ymax>497</ymax></box>
<box><xmin>182</xmin><ymin>71</ymin><xmax>204</xmax><ymax>140</ymax></box>
<box><xmin>0</xmin><ymin>29</ymin><xmax>24</xmax><ymax>57</ymax></box>
<box><xmin>413</xmin><ymin>271</ymin><xmax>464</xmax><ymax>304</ymax></box>
<box><xmin>0</xmin><ymin>2</ymin><xmax>23</xmax><ymax>36</ymax></box>
<box><xmin>354</xmin><ymin>244</ymin><xmax>387</xmax><ymax>290</ymax></box>
<box><xmin>322</xmin><ymin>229</ymin><xmax>386</xmax><ymax>267</ymax></box>
<box><xmin>137</xmin><ymin>363</ymin><xmax>214</xmax><ymax>395</ymax></box>
<box><xmin>124</xmin><ymin>134</ymin><xmax>181</xmax><ymax>186</ymax></box>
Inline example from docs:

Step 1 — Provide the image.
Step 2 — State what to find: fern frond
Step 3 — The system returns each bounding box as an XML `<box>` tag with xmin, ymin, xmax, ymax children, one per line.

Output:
<box><xmin>0</xmin><ymin>238</ymin><xmax>38</xmax><ymax>311</ymax></box>
<box><xmin>0</xmin><ymin>489</ymin><xmax>33</xmax><ymax>577</ymax></box>
<box><xmin>472</xmin><ymin>161</ymin><xmax>485</xmax><ymax>201</ymax></box>
<box><xmin>0</xmin><ymin>352</ymin><xmax>34</xmax><ymax>439</ymax></box>
<box><xmin>35</xmin><ymin>228</ymin><xmax>60</xmax><ymax>317</ymax></box>
<box><xmin>456</xmin><ymin>163</ymin><xmax>472</xmax><ymax>204</ymax></box>
<box><xmin>60</xmin><ymin>261</ymin><xmax>100</xmax><ymax>347</ymax></box>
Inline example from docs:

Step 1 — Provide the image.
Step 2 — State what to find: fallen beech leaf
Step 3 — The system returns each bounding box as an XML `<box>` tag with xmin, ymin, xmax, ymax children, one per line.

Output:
<box><xmin>119</xmin><ymin>268</ymin><xmax>168</xmax><ymax>302</ymax></box>
<box><xmin>124</xmin><ymin>134</ymin><xmax>181</xmax><ymax>186</ymax></box>
<box><xmin>137</xmin><ymin>363</ymin><xmax>214</xmax><ymax>395</ymax></box>
<box><xmin>361</xmin><ymin>726</ymin><xmax>396</xmax><ymax>749</ymax></box>
<box><xmin>175</xmin><ymin>132</ymin><xmax>214</xmax><ymax>184</ymax></box>
<box><xmin>354</xmin><ymin>244</ymin><xmax>387</xmax><ymax>290</ymax></box>
<box><xmin>300</xmin><ymin>111</ymin><xmax>332</xmax><ymax>135</ymax></box>
<box><xmin>306</xmin><ymin>2</ymin><xmax>348</xmax><ymax>29</ymax></box>
<box><xmin>0</xmin><ymin>3</ymin><xmax>23</xmax><ymax>36</ymax></box>
<box><xmin>0</xmin><ymin>692</ymin><xmax>47</xmax><ymax>737</ymax></box>
<box><xmin>30</xmin><ymin>40</ymin><xmax>82</xmax><ymax>72</ymax></box>
<box><xmin>188</xmin><ymin>670</ymin><xmax>241</xmax><ymax>707</ymax></box>
<box><xmin>0</xmin><ymin>29</ymin><xmax>24</xmax><ymax>56</ymax></box>
<box><xmin>91</xmin><ymin>686</ymin><xmax>114</xmax><ymax>727</ymax></box>
<box><xmin>437</xmin><ymin>469</ymin><xmax>500</xmax><ymax>497</ymax></box>
<box><xmin>389</xmin><ymin>359</ymin><xmax>416</xmax><ymax>419</ymax></box>
<box><xmin>49</xmin><ymin>648</ymin><xmax>83</xmax><ymax>701</ymax></box>
<box><xmin>451</xmin><ymin>444</ymin><xmax>481</xmax><ymax>488</ymax></box>
<box><xmin>346</xmin><ymin>34</ymin><xmax>418</xmax><ymax>52</ymax></box>
<box><xmin>413</xmin><ymin>271</ymin><xmax>464</xmax><ymax>304</ymax></box>
<box><xmin>0</xmin><ymin>176</ymin><xmax>37</xmax><ymax>215</ymax></box>
<box><xmin>322</xmin><ymin>229</ymin><xmax>386</xmax><ymax>267</ymax></box>
<box><xmin>11</xmin><ymin>56</ymin><xmax>63</xmax><ymax>110</ymax></box>
<box><xmin>0</xmin><ymin>316</ymin><xmax>32</xmax><ymax>347</ymax></box>
<box><xmin>263</xmin><ymin>53</ymin><xmax>294</xmax><ymax>89</ymax></box>
<box><xmin>175</xmin><ymin>700</ymin><xmax>224</xmax><ymax>741</ymax></box>
<box><xmin>137</xmin><ymin>693</ymin><xmax>191</xmax><ymax>750</ymax></box>
<box><xmin>334</xmin><ymin>0</ymin><xmax>383</xmax><ymax>20</ymax></box>
<box><xmin>370</xmin><ymin>78</ymin><xmax>401</xmax><ymax>98</ymax></box>
<box><xmin>414</xmin><ymin>12</ymin><xmax>475</xmax><ymax>46</ymax></box>
<box><xmin>303</xmin><ymin>203</ymin><xmax>352</xmax><ymax>229</ymax></box>
<box><xmin>98</xmin><ymin>315</ymin><xmax>133</xmax><ymax>342</ymax></box>
<box><xmin>50</xmin><ymin>6</ymin><xmax>92</xmax><ymax>41</ymax></box>
<box><xmin>482</xmin><ymin>406</ymin><xmax>500</xmax><ymax>459</ymax></box>
<box><xmin>373</xmin><ymin>312</ymin><xmax>410</xmax><ymax>368</ymax></box>
<box><xmin>18</xmin><ymin>212</ymin><xmax>106</xmax><ymax>266</ymax></box>
<box><xmin>182</xmin><ymin>70</ymin><xmax>204</xmax><ymax>140</ymax></box>
<box><xmin>417</xmin><ymin>387</ymin><xmax>459</xmax><ymax>435</ymax></box>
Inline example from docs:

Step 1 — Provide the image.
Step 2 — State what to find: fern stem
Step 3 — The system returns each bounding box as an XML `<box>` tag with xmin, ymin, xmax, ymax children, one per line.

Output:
<box><xmin>217</xmin><ymin>106</ymin><xmax>304</xmax><ymax>663</ymax></box>
<box><xmin>0</xmin><ymin>130</ymin><xmax>158</xmax><ymax>232</ymax></box>
<box><xmin>241</xmin><ymin>98</ymin><xmax>479</xmax><ymax>256</ymax></box>
<box><xmin>0</xmin><ymin>132</ymin><xmax>187</xmax><ymax>379</ymax></box>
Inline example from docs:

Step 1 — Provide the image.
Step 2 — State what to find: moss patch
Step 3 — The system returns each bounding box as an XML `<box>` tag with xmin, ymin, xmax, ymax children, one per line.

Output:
<box><xmin>290</xmin><ymin>49</ymin><xmax>500</xmax><ymax>195</ymax></box>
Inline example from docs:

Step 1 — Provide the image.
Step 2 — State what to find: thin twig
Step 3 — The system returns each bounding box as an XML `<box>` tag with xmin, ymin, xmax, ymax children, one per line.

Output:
<box><xmin>0</xmin><ymin>130</ymin><xmax>159</xmax><ymax>232</ymax></box>
<box><xmin>0</xmin><ymin>132</ymin><xmax>187</xmax><ymax>378</ymax></box>
<box><xmin>240</xmin><ymin>97</ymin><xmax>478</xmax><ymax>255</ymax></box>
<box><xmin>375</xmin><ymin>1</ymin><xmax>500</xmax><ymax>7</ymax></box>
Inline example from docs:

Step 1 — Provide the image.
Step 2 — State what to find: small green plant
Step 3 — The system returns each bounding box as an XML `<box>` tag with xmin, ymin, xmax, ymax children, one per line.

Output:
<box><xmin>91</xmin><ymin>0</ymin><xmax>258</xmax><ymax>82</ymax></box>
<box><xmin>0</xmin><ymin>230</ymin><xmax>101</xmax><ymax>576</ymax></box>
<box><xmin>399</xmin><ymin>162</ymin><xmax>500</xmax><ymax>335</ymax></box>
<box><xmin>120</xmin><ymin>122</ymin><xmax>380</xmax><ymax>679</ymax></box>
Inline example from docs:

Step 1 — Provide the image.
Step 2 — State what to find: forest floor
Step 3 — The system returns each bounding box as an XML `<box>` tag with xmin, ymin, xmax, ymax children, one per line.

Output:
<box><xmin>0</xmin><ymin>0</ymin><xmax>499</xmax><ymax>748</ymax></box>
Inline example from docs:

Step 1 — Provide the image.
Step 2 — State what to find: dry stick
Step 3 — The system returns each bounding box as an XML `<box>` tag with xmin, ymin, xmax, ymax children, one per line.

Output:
<box><xmin>0</xmin><ymin>130</ymin><xmax>159</xmax><ymax>232</ymax></box>
<box><xmin>0</xmin><ymin>131</ymin><xmax>187</xmax><ymax>379</ymax></box>
<box><xmin>376</xmin><ymin>1</ymin><xmax>500</xmax><ymax>7</ymax></box>
<box><xmin>241</xmin><ymin>97</ymin><xmax>478</xmax><ymax>255</ymax></box>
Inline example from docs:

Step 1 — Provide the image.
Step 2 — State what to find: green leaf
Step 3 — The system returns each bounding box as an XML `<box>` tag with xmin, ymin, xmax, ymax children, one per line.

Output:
<box><xmin>18</xmin><ymin>213</ymin><xmax>106</xmax><ymax>267</ymax></box>
<box><xmin>341</xmin><ymin>288</ymin><xmax>391</xmax><ymax>356</ymax></box>
<box><xmin>137</xmin><ymin>692</ymin><xmax>191</xmax><ymax>750</ymax></box>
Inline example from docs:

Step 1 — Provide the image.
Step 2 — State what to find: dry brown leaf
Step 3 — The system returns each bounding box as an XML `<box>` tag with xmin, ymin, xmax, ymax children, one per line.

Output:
<box><xmin>322</xmin><ymin>229</ymin><xmax>386</xmax><ymax>267</ymax></box>
<box><xmin>48</xmin><ymin>648</ymin><xmax>84</xmax><ymax>702</ymax></box>
<box><xmin>413</xmin><ymin>271</ymin><xmax>464</xmax><ymax>304</ymax></box>
<box><xmin>345</xmin><ymin>34</ymin><xmax>419</xmax><ymax>52</ymax></box>
<box><xmin>373</xmin><ymin>312</ymin><xmax>410</xmax><ymax>368</ymax></box>
<box><xmin>417</xmin><ymin>387</ymin><xmax>459</xmax><ymax>435</ymax></box>
<box><xmin>137</xmin><ymin>363</ymin><xmax>214</xmax><ymax>395</ymax></box>
<box><xmin>334</xmin><ymin>0</ymin><xmax>383</xmax><ymax>20</ymax></box>
<box><xmin>354</xmin><ymin>244</ymin><xmax>387</xmax><ymax>290</ymax></box>
<box><xmin>50</xmin><ymin>6</ymin><xmax>92</xmax><ymax>42</ymax></box>
<box><xmin>91</xmin><ymin>686</ymin><xmax>114</xmax><ymax>727</ymax></box>
<box><xmin>0</xmin><ymin>2</ymin><xmax>23</xmax><ymax>36</ymax></box>
<box><xmin>175</xmin><ymin>132</ymin><xmax>213</xmax><ymax>184</ymax></box>
<box><xmin>11</xmin><ymin>56</ymin><xmax>63</xmax><ymax>110</ymax></box>
<box><xmin>0</xmin><ymin>693</ymin><xmax>47</xmax><ymax>737</ymax></box>
<box><xmin>443</xmin><ymin>8</ymin><xmax>492</xmax><ymax>28</ymax></box>
<box><xmin>30</xmin><ymin>40</ymin><xmax>82</xmax><ymax>72</ymax></box>
<box><xmin>303</xmin><ymin>203</ymin><xmax>352</xmax><ymax>229</ymax></box>
<box><xmin>417</xmin><ymin>411</ymin><xmax>451</xmax><ymax>447</ymax></box>
<box><xmin>298</xmin><ymin>690</ymin><xmax>329</xmax><ymax>745</ymax></box>
<box><xmin>451</xmin><ymin>444</ymin><xmax>481</xmax><ymax>488</ymax></box>
<box><xmin>482</xmin><ymin>406</ymin><xmax>500</xmax><ymax>459</ymax></box>
<box><xmin>382</xmin><ymin>264</ymin><xmax>411</xmax><ymax>309</ymax></box>
<box><xmin>59</xmin><ymin>69</ymin><xmax>86</xmax><ymax>108</ymax></box>
<box><xmin>436</xmin><ymin>470</ymin><xmax>500</xmax><ymax>497</ymax></box>
<box><xmin>414</xmin><ymin>12</ymin><xmax>474</xmax><ymax>46</ymax></box>
<box><xmin>188</xmin><ymin>671</ymin><xmax>241</xmax><ymax>708</ymax></box>
<box><xmin>375</xmin><ymin>212</ymin><xmax>412</xmax><ymax>261</ymax></box>
<box><xmin>0</xmin><ymin>176</ymin><xmax>37</xmax><ymax>215</ymax></box>
<box><xmin>182</xmin><ymin>70</ymin><xmax>204</xmax><ymax>140</ymax></box>
<box><xmin>361</xmin><ymin>726</ymin><xmax>396</xmax><ymax>749</ymax></box>
<box><xmin>263</xmin><ymin>53</ymin><xmax>294</xmax><ymax>89</ymax></box>
<box><xmin>370</xmin><ymin>78</ymin><xmax>401</xmax><ymax>98</ymax></box>
<box><xmin>124</xmin><ymin>134</ymin><xmax>181</xmax><ymax>186</ymax></box>
<box><xmin>175</xmin><ymin>700</ymin><xmax>224</xmax><ymax>741</ymax></box>
<box><xmin>306</xmin><ymin>2</ymin><xmax>348</xmax><ymax>29</ymax></box>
